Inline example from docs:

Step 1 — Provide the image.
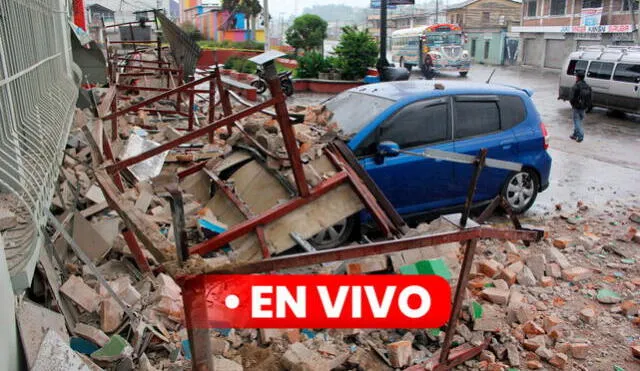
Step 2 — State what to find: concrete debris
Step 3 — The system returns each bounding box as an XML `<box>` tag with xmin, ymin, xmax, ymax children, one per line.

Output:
<box><xmin>32</xmin><ymin>330</ymin><xmax>90</xmax><ymax>371</ymax></box>
<box><xmin>25</xmin><ymin>45</ymin><xmax>639</xmax><ymax>371</ymax></box>
<box><xmin>60</xmin><ymin>275</ymin><xmax>101</xmax><ymax>313</ymax></box>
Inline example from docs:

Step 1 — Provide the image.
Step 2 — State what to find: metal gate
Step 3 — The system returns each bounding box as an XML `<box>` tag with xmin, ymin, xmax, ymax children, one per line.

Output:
<box><xmin>544</xmin><ymin>39</ymin><xmax>565</xmax><ymax>69</ymax></box>
<box><xmin>503</xmin><ymin>38</ymin><xmax>519</xmax><ymax>65</ymax></box>
<box><xmin>0</xmin><ymin>0</ymin><xmax>78</xmax><ymax>280</ymax></box>
<box><xmin>522</xmin><ymin>38</ymin><xmax>540</xmax><ymax>66</ymax></box>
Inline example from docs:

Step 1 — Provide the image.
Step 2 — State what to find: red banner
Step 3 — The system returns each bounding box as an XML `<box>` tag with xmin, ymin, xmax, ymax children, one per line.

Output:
<box><xmin>180</xmin><ymin>274</ymin><xmax>451</xmax><ymax>329</ymax></box>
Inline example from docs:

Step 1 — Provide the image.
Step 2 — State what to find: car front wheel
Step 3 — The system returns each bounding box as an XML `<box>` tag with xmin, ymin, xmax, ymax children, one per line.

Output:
<box><xmin>502</xmin><ymin>170</ymin><xmax>539</xmax><ymax>214</ymax></box>
<box><xmin>308</xmin><ymin>215</ymin><xmax>358</xmax><ymax>250</ymax></box>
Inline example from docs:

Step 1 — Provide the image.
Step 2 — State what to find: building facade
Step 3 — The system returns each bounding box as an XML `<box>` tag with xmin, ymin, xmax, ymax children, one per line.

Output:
<box><xmin>512</xmin><ymin>0</ymin><xmax>639</xmax><ymax>68</ymax></box>
<box><xmin>180</xmin><ymin>0</ymin><xmax>265</xmax><ymax>43</ymax></box>
<box><xmin>447</xmin><ymin>0</ymin><xmax>523</xmax><ymax>65</ymax></box>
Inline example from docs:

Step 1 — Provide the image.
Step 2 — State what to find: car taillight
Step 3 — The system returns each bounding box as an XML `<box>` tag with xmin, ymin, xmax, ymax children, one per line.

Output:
<box><xmin>540</xmin><ymin>122</ymin><xmax>549</xmax><ymax>150</ymax></box>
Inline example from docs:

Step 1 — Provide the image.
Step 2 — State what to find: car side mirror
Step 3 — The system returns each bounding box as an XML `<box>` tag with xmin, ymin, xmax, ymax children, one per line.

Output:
<box><xmin>375</xmin><ymin>141</ymin><xmax>400</xmax><ymax>164</ymax></box>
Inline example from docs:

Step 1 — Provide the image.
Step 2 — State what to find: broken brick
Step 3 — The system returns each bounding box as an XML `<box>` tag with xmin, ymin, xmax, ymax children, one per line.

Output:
<box><xmin>387</xmin><ymin>340</ymin><xmax>412</xmax><ymax>368</ymax></box>
<box><xmin>526</xmin><ymin>359</ymin><xmax>542</xmax><ymax>369</ymax></box>
<box><xmin>482</xmin><ymin>287</ymin><xmax>510</xmax><ymax>305</ymax></box>
<box><xmin>498</xmin><ymin>268</ymin><xmax>517</xmax><ymax>286</ymax></box>
<box><xmin>282</xmin><ymin>343</ymin><xmax>328</xmax><ymax>371</ymax></box>
<box><xmin>540</xmin><ymin>277</ymin><xmax>554</xmax><ymax>287</ymax></box>
<box><xmin>100</xmin><ymin>298</ymin><xmax>124</xmax><ymax>333</ymax></box>
<box><xmin>545</xmin><ymin>247</ymin><xmax>570</xmax><ymax>269</ymax></box>
<box><xmin>546</xmin><ymin>262</ymin><xmax>562</xmax><ymax>278</ymax></box>
<box><xmin>553</xmin><ymin>237</ymin><xmax>571</xmax><ymax>249</ymax></box>
<box><xmin>210</xmin><ymin>337</ymin><xmax>230</xmax><ymax>356</ymax></box>
<box><xmin>543</xmin><ymin>316</ymin><xmax>562</xmax><ymax>332</ymax></box>
<box><xmin>561</xmin><ymin>266</ymin><xmax>592</xmax><ymax>282</ymax></box>
<box><xmin>535</xmin><ymin>346</ymin><xmax>554</xmax><ymax>360</ymax></box>
<box><xmin>60</xmin><ymin>275</ymin><xmax>100</xmax><ymax>313</ymax></box>
<box><xmin>506</xmin><ymin>260</ymin><xmax>524</xmax><ymax>274</ymax></box>
<box><xmin>549</xmin><ymin>353</ymin><xmax>568</xmax><ymax>369</ymax></box>
<box><xmin>517</xmin><ymin>266</ymin><xmax>537</xmax><ymax>286</ymax></box>
<box><xmin>479</xmin><ymin>259</ymin><xmax>503</xmax><ymax>278</ymax></box>
<box><xmin>579</xmin><ymin>307</ymin><xmax>596</xmax><ymax>324</ymax></box>
<box><xmin>479</xmin><ymin>350</ymin><xmax>496</xmax><ymax>363</ymax></box>
<box><xmin>523</xmin><ymin>336</ymin><xmax>545</xmax><ymax>351</ymax></box>
<box><xmin>621</xmin><ymin>300</ymin><xmax>639</xmax><ymax>316</ymax></box>
<box><xmin>525</xmin><ymin>254</ymin><xmax>546</xmax><ymax>280</ymax></box>
<box><xmin>522</xmin><ymin>321</ymin><xmax>545</xmax><ymax>336</ymax></box>
<box><xmin>346</xmin><ymin>255</ymin><xmax>387</xmax><ymax>274</ymax></box>
<box><xmin>506</xmin><ymin>343</ymin><xmax>520</xmax><ymax>366</ymax></box>
<box><xmin>631</xmin><ymin>345</ymin><xmax>640</xmax><ymax>358</ymax></box>
<box><xmin>570</xmin><ymin>343</ymin><xmax>590</xmax><ymax>359</ymax></box>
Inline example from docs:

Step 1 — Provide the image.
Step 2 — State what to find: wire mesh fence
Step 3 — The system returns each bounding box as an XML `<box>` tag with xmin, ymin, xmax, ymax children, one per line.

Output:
<box><xmin>0</xmin><ymin>0</ymin><xmax>78</xmax><ymax>276</ymax></box>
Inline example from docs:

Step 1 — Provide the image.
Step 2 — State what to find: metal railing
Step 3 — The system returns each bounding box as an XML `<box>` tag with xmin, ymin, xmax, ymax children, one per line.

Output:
<box><xmin>0</xmin><ymin>0</ymin><xmax>78</xmax><ymax>278</ymax></box>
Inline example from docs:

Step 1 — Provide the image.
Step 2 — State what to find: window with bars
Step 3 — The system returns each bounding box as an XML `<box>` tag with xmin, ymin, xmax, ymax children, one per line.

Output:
<box><xmin>622</xmin><ymin>0</ymin><xmax>639</xmax><ymax>11</ymax></box>
<box><xmin>550</xmin><ymin>0</ymin><xmax>566</xmax><ymax>15</ymax></box>
<box><xmin>582</xmin><ymin>0</ymin><xmax>602</xmax><ymax>8</ymax></box>
<box><xmin>526</xmin><ymin>0</ymin><xmax>537</xmax><ymax>16</ymax></box>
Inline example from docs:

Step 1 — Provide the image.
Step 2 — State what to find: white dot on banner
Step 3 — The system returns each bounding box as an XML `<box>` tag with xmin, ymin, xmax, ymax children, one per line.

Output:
<box><xmin>225</xmin><ymin>294</ymin><xmax>239</xmax><ymax>309</ymax></box>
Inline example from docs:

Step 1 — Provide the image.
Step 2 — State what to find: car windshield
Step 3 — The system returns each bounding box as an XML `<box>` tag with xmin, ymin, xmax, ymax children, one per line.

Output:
<box><xmin>324</xmin><ymin>91</ymin><xmax>395</xmax><ymax>136</ymax></box>
<box><xmin>426</xmin><ymin>33</ymin><xmax>462</xmax><ymax>46</ymax></box>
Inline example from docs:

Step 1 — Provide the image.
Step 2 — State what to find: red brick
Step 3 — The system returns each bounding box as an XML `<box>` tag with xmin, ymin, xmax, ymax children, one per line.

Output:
<box><xmin>526</xmin><ymin>360</ymin><xmax>542</xmax><ymax>369</ymax></box>
<box><xmin>60</xmin><ymin>275</ymin><xmax>100</xmax><ymax>313</ymax></box>
<box><xmin>540</xmin><ymin>277</ymin><xmax>554</xmax><ymax>287</ymax></box>
<box><xmin>553</xmin><ymin>238</ymin><xmax>571</xmax><ymax>249</ymax></box>
<box><xmin>570</xmin><ymin>343</ymin><xmax>590</xmax><ymax>359</ymax></box>
<box><xmin>562</xmin><ymin>267</ymin><xmax>592</xmax><ymax>282</ymax></box>
<box><xmin>621</xmin><ymin>300</ymin><xmax>639</xmax><ymax>316</ymax></box>
<box><xmin>543</xmin><ymin>316</ymin><xmax>562</xmax><ymax>332</ymax></box>
<box><xmin>579</xmin><ymin>307</ymin><xmax>596</xmax><ymax>324</ymax></box>
<box><xmin>498</xmin><ymin>268</ymin><xmax>517</xmax><ymax>286</ymax></box>
<box><xmin>631</xmin><ymin>345</ymin><xmax>640</xmax><ymax>358</ymax></box>
<box><xmin>479</xmin><ymin>259</ymin><xmax>503</xmax><ymax>278</ymax></box>
<box><xmin>549</xmin><ymin>353</ymin><xmax>568</xmax><ymax>369</ymax></box>
<box><xmin>100</xmin><ymin>298</ymin><xmax>124</xmax><ymax>333</ymax></box>
<box><xmin>522</xmin><ymin>321</ymin><xmax>545</xmax><ymax>336</ymax></box>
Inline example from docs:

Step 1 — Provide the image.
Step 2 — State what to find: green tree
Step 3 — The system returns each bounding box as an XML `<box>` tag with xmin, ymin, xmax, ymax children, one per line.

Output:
<box><xmin>333</xmin><ymin>26</ymin><xmax>378</xmax><ymax>80</ymax></box>
<box><xmin>285</xmin><ymin>14</ymin><xmax>328</xmax><ymax>54</ymax></box>
<box><xmin>180</xmin><ymin>21</ymin><xmax>202</xmax><ymax>41</ymax></box>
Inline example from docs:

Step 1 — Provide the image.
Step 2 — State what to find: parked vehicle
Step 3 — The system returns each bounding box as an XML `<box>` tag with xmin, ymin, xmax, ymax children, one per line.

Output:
<box><xmin>558</xmin><ymin>45</ymin><xmax>640</xmax><ymax>114</ymax></box>
<box><xmin>250</xmin><ymin>65</ymin><xmax>294</xmax><ymax>96</ymax></box>
<box><xmin>309</xmin><ymin>80</ymin><xmax>552</xmax><ymax>249</ymax></box>
<box><xmin>391</xmin><ymin>23</ymin><xmax>471</xmax><ymax>79</ymax></box>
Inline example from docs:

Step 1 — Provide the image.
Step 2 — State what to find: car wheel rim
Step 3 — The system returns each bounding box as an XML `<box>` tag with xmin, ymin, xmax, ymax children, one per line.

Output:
<box><xmin>506</xmin><ymin>172</ymin><xmax>534</xmax><ymax>209</ymax></box>
<box><xmin>309</xmin><ymin>218</ymin><xmax>348</xmax><ymax>249</ymax></box>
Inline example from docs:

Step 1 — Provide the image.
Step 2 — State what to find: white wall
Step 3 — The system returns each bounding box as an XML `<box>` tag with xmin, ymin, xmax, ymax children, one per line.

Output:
<box><xmin>0</xmin><ymin>235</ymin><xmax>19</xmax><ymax>371</ymax></box>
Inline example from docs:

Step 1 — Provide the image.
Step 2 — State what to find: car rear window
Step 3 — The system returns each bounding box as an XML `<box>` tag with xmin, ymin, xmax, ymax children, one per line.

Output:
<box><xmin>454</xmin><ymin>100</ymin><xmax>500</xmax><ymax>139</ymax></box>
<box><xmin>499</xmin><ymin>95</ymin><xmax>526</xmax><ymax>130</ymax></box>
<box><xmin>567</xmin><ymin>59</ymin><xmax>588</xmax><ymax>76</ymax></box>
<box><xmin>587</xmin><ymin>61</ymin><xmax>614</xmax><ymax>80</ymax></box>
<box><xmin>613</xmin><ymin>63</ymin><xmax>640</xmax><ymax>83</ymax></box>
<box><xmin>324</xmin><ymin>91</ymin><xmax>395</xmax><ymax>136</ymax></box>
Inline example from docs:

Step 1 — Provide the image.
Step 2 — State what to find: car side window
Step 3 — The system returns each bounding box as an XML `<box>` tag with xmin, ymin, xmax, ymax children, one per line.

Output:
<box><xmin>499</xmin><ymin>95</ymin><xmax>526</xmax><ymax>130</ymax></box>
<box><xmin>567</xmin><ymin>59</ymin><xmax>588</xmax><ymax>76</ymax></box>
<box><xmin>354</xmin><ymin>99</ymin><xmax>451</xmax><ymax>157</ymax></box>
<box><xmin>587</xmin><ymin>61</ymin><xmax>614</xmax><ymax>80</ymax></box>
<box><xmin>612</xmin><ymin>63</ymin><xmax>640</xmax><ymax>83</ymax></box>
<box><xmin>454</xmin><ymin>98</ymin><xmax>501</xmax><ymax>139</ymax></box>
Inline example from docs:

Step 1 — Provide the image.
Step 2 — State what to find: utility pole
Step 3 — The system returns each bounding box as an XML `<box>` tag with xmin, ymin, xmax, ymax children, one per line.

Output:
<box><xmin>264</xmin><ymin>0</ymin><xmax>270</xmax><ymax>50</ymax></box>
<box><xmin>377</xmin><ymin>0</ymin><xmax>390</xmax><ymax>71</ymax></box>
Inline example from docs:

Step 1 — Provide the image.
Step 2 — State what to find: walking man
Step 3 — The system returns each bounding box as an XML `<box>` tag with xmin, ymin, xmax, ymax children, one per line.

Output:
<box><xmin>569</xmin><ymin>71</ymin><xmax>591</xmax><ymax>143</ymax></box>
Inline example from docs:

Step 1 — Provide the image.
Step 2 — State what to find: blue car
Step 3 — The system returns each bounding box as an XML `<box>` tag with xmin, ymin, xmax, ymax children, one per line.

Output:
<box><xmin>309</xmin><ymin>80</ymin><xmax>552</xmax><ymax>249</ymax></box>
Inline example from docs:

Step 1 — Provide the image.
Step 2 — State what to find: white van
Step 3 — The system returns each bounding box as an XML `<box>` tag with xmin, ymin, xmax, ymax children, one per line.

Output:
<box><xmin>558</xmin><ymin>45</ymin><xmax>640</xmax><ymax>114</ymax></box>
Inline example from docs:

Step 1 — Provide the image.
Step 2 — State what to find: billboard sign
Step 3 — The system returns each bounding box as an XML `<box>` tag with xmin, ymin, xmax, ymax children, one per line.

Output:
<box><xmin>580</xmin><ymin>7</ymin><xmax>603</xmax><ymax>27</ymax></box>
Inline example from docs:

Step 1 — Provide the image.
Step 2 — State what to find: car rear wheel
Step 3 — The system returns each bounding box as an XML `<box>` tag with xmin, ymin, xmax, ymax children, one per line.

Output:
<box><xmin>308</xmin><ymin>215</ymin><xmax>358</xmax><ymax>250</ymax></box>
<box><xmin>502</xmin><ymin>170</ymin><xmax>539</xmax><ymax>214</ymax></box>
<box><xmin>459</xmin><ymin>71</ymin><xmax>468</xmax><ymax>77</ymax></box>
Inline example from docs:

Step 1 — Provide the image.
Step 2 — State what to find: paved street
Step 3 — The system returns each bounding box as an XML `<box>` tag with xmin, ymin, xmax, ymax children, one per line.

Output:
<box><xmin>291</xmin><ymin>64</ymin><xmax>640</xmax><ymax>216</ymax></box>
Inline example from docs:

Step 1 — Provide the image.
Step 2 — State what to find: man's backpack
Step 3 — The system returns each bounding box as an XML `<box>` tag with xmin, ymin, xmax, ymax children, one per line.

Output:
<box><xmin>577</xmin><ymin>82</ymin><xmax>592</xmax><ymax>110</ymax></box>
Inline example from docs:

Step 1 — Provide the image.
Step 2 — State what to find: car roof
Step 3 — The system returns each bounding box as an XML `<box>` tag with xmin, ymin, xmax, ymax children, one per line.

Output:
<box><xmin>348</xmin><ymin>80</ymin><xmax>527</xmax><ymax>102</ymax></box>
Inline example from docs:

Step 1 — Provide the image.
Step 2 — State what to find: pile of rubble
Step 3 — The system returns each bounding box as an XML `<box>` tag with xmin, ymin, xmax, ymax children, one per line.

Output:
<box><xmin>10</xmin><ymin>59</ymin><xmax>639</xmax><ymax>370</ymax></box>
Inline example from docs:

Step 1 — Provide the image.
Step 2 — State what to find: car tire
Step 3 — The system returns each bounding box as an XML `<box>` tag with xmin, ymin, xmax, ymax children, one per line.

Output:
<box><xmin>281</xmin><ymin>80</ymin><xmax>294</xmax><ymax>97</ymax></box>
<box><xmin>308</xmin><ymin>215</ymin><xmax>358</xmax><ymax>250</ymax></box>
<box><xmin>501</xmin><ymin>169</ymin><xmax>539</xmax><ymax>214</ymax></box>
<box><xmin>459</xmin><ymin>71</ymin><xmax>468</xmax><ymax>77</ymax></box>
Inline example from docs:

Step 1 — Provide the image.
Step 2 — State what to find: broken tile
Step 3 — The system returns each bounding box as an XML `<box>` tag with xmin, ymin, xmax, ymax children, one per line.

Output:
<box><xmin>16</xmin><ymin>300</ymin><xmax>70</xmax><ymax>369</ymax></box>
<box><xmin>91</xmin><ymin>334</ymin><xmax>133</xmax><ymax>362</ymax></box>
<box><xmin>85</xmin><ymin>184</ymin><xmax>106</xmax><ymax>204</ymax></box>
<box><xmin>74</xmin><ymin>323</ymin><xmax>110</xmax><ymax>347</ymax></box>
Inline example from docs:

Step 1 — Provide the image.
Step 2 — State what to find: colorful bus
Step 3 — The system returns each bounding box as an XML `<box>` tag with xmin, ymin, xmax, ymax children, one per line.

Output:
<box><xmin>391</xmin><ymin>23</ymin><xmax>470</xmax><ymax>78</ymax></box>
